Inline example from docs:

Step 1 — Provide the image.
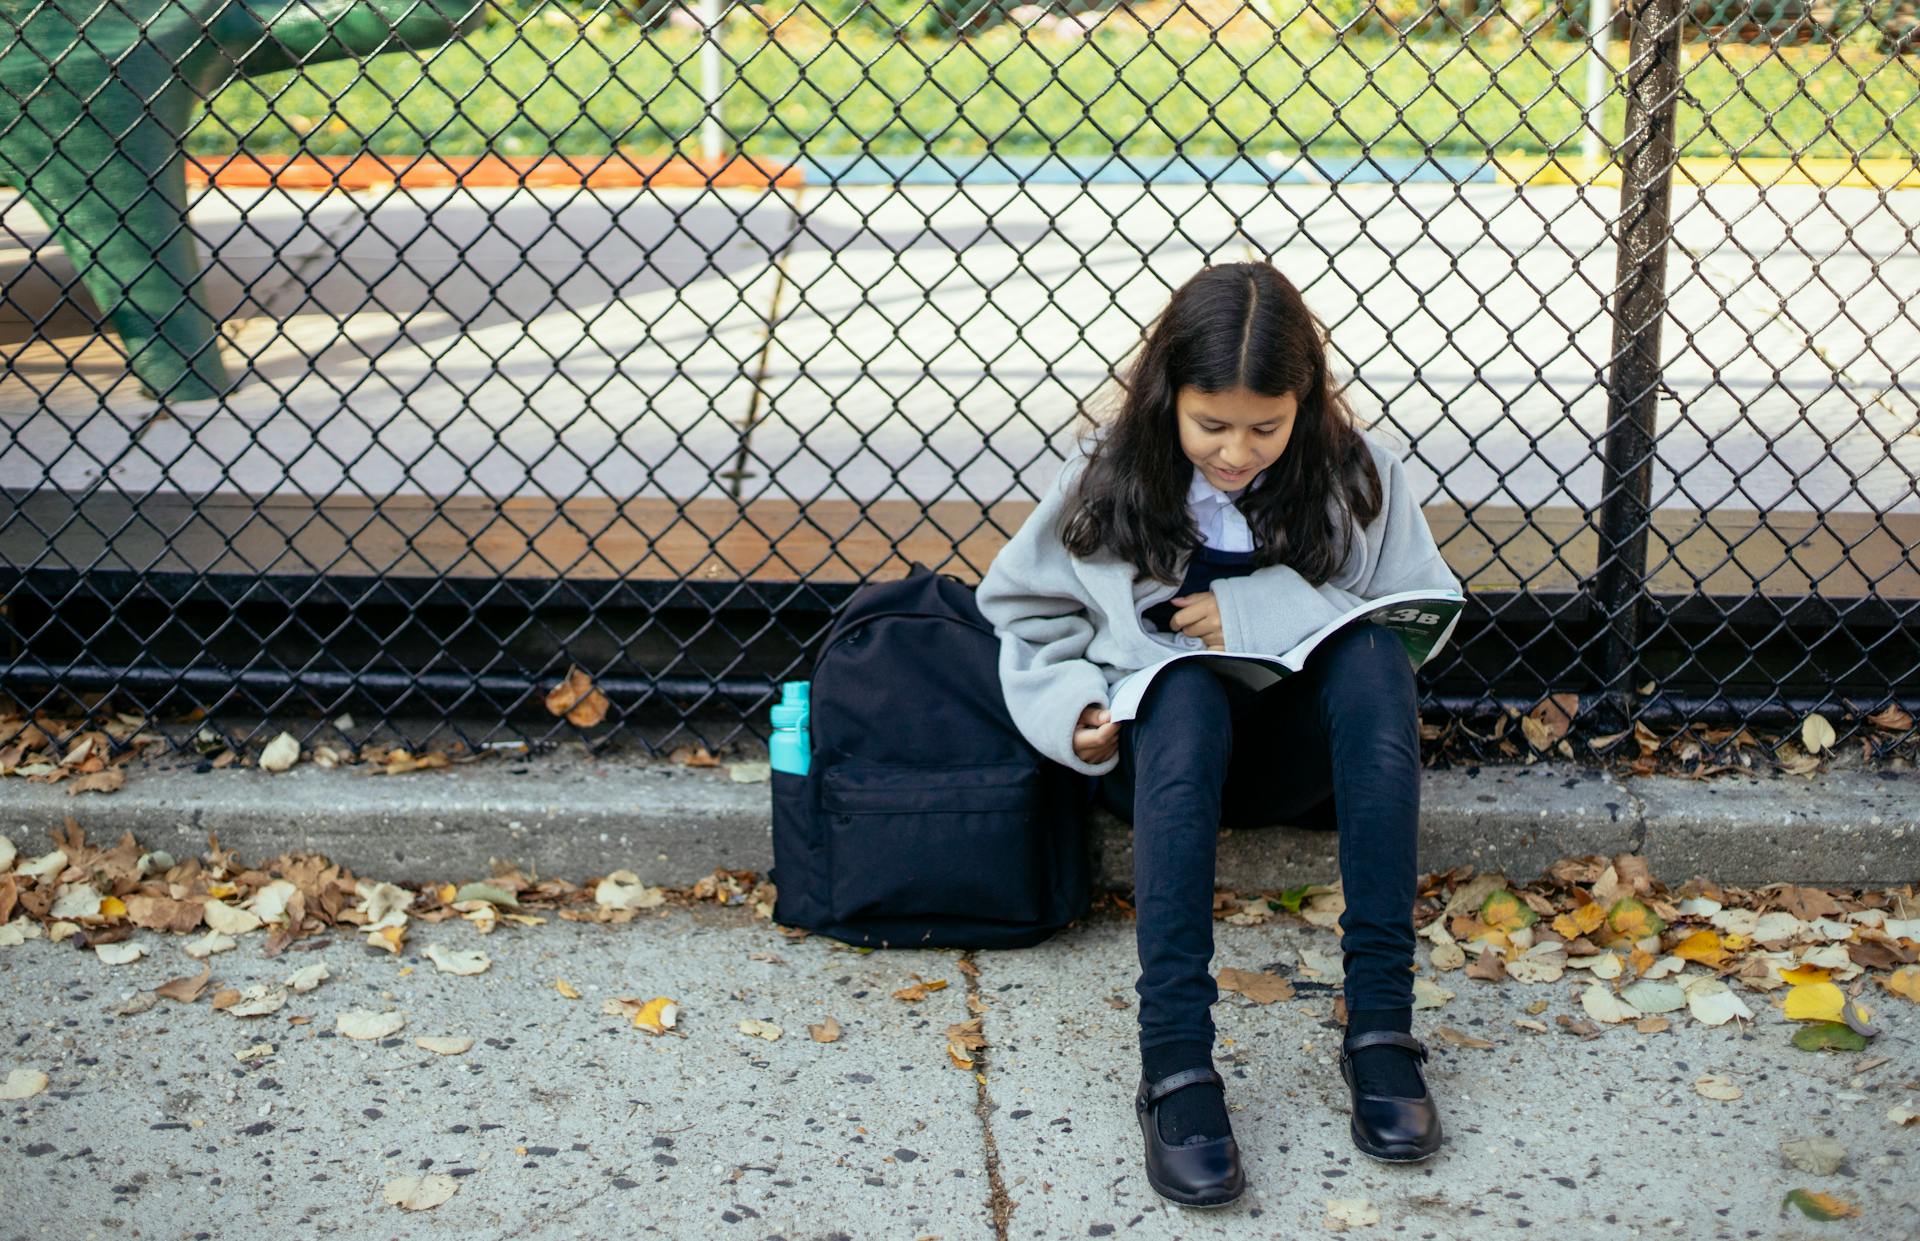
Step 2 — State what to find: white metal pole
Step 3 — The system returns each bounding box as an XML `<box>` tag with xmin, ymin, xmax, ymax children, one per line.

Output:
<box><xmin>1582</xmin><ymin>0</ymin><xmax>1615</xmax><ymax>171</ymax></box>
<box><xmin>701</xmin><ymin>0</ymin><xmax>727</xmax><ymax>163</ymax></box>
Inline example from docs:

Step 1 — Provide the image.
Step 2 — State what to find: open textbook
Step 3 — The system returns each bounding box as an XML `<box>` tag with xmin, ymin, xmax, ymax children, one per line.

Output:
<box><xmin>1106</xmin><ymin>588</ymin><xmax>1466</xmax><ymax>723</ymax></box>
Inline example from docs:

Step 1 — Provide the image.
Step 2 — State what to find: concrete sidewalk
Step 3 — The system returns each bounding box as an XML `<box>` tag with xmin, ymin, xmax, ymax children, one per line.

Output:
<box><xmin>6</xmin><ymin>747</ymin><xmax>1916</xmax><ymax>889</ymax></box>
<box><xmin>2</xmin><ymin>902</ymin><xmax>1914</xmax><ymax>1239</ymax></box>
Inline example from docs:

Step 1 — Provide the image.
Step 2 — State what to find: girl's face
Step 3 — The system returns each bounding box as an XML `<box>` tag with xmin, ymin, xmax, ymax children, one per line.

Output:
<box><xmin>1175</xmin><ymin>385</ymin><xmax>1298</xmax><ymax>491</ymax></box>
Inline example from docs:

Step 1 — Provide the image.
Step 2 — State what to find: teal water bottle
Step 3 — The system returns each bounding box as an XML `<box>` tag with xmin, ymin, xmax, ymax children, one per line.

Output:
<box><xmin>769</xmin><ymin>681</ymin><xmax>811</xmax><ymax>775</ymax></box>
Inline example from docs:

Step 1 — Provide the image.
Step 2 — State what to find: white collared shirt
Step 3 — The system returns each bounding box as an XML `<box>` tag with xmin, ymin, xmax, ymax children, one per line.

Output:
<box><xmin>1187</xmin><ymin>465</ymin><xmax>1259</xmax><ymax>552</ymax></box>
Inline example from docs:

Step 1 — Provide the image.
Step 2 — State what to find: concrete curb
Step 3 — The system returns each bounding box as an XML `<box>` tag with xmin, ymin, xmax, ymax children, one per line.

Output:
<box><xmin>8</xmin><ymin>752</ymin><xmax>1916</xmax><ymax>888</ymax></box>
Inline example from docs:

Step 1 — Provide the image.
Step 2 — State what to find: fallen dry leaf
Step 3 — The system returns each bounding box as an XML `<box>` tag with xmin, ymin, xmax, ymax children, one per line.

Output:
<box><xmin>226</xmin><ymin>985</ymin><xmax>288</xmax><ymax>1018</ymax></box>
<box><xmin>337</xmin><ymin>1010</ymin><xmax>406</xmax><ymax>1040</ymax></box>
<box><xmin>0</xmin><ymin>1069</ymin><xmax>48</xmax><ymax>1100</ymax></box>
<box><xmin>635</xmin><ymin>998</ymin><xmax>680</xmax><ymax>1035</ymax></box>
<box><xmin>1783</xmin><ymin>981</ymin><xmax>1851</xmax><ymax>1023</ymax></box>
<box><xmin>1465</xmin><ymin>951</ymin><xmax>1507</xmax><ymax>983</ymax></box>
<box><xmin>544</xmin><ymin>665</ymin><xmax>609</xmax><ymax>728</ymax></box>
<box><xmin>125</xmin><ymin>893</ymin><xmax>202</xmax><ymax>933</ymax></box>
<box><xmin>946</xmin><ymin>1016</ymin><xmax>986</xmax><ymax>1051</ymax></box>
<box><xmin>184</xmin><ymin>929</ymin><xmax>237</xmax><ymax>959</ymax></box>
<box><xmin>285</xmin><ymin>962</ymin><xmax>330</xmax><ymax>993</ymax></box>
<box><xmin>1433</xmin><ymin>1025</ymin><xmax>1494</xmax><ymax>1049</ymax></box>
<box><xmin>93</xmin><ymin>940</ymin><xmax>146</xmax><ymax>966</ymax></box>
<box><xmin>1878</xmin><ymin>965</ymin><xmax>1920</xmax><ymax>1003</ymax></box>
<box><xmin>892</xmin><ymin>978</ymin><xmax>949</xmax><ymax>1002</ymax></box>
<box><xmin>1580</xmin><ymin>983</ymin><xmax>1640</xmax><ymax>1024</ymax></box>
<box><xmin>1800</xmin><ymin>713</ymin><xmax>1837</xmax><ymax>755</ymax></box>
<box><xmin>1684</xmin><ymin>976</ymin><xmax>1754</xmax><ymax>1026</ymax></box>
<box><xmin>423</xmin><ymin>944</ymin><xmax>490</xmax><ymax>976</ymax></box>
<box><xmin>415</xmin><ymin>1036</ymin><xmax>473</xmax><ymax>1056</ymax></box>
<box><xmin>1323</xmin><ymin>1197</ymin><xmax>1380</xmax><ymax>1230</ymax></box>
<box><xmin>808</xmin><ymin>1016</ymin><xmax>841</xmax><ymax>1043</ymax></box>
<box><xmin>383</xmin><ymin>1173</ymin><xmax>459</xmax><ymax>1212</ymax></box>
<box><xmin>202</xmin><ymin>899</ymin><xmax>262</xmax><ymax>936</ymax></box>
<box><xmin>595</xmin><ymin>871</ymin><xmax>665</xmax><ymax>912</ymax></box>
<box><xmin>555</xmin><ymin>979</ymin><xmax>581</xmax><ymax>1000</ymax></box>
<box><xmin>1694</xmin><ymin>1073</ymin><xmax>1742</xmax><ymax>1101</ymax></box>
<box><xmin>1216</xmin><ymin>966</ymin><xmax>1294</xmax><ymax>1005</ymax></box>
<box><xmin>154</xmin><ymin>963</ymin><xmax>212</xmax><ymax>1003</ymax></box>
<box><xmin>1781</xmin><ymin>1188</ymin><xmax>1858</xmax><ymax>1221</ymax></box>
<box><xmin>738</xmin><ymin>1018</ymin><xmax>782</xmax><ymax>1041</ymax></box>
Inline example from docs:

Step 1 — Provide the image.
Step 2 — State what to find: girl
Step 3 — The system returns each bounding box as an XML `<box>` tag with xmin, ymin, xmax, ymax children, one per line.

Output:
<box><xmin>974</xmin><ymin>260</ymin><xmax>1460</xmax><ymax>1208</ymax></box>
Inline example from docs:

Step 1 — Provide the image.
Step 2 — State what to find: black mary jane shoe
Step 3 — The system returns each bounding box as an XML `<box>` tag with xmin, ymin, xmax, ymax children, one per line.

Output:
<box><xmin>1338</xmin><ymin>1030</ymin><xmax>1443</xmax><ymax>1163</ymax></box>
<box><xmin>1134</xmin><ymin>1067</ymin><xmax>1246</xmax><ymax>1209</ymax></box>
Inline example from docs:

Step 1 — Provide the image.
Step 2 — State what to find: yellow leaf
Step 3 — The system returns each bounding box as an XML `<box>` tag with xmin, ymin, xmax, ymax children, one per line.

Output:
<box><xmin>1673</xmin><ymin>929</ymin><xmax>1728</xmax><ymax>967</ymax></box>
<box><xmin>1782</xmin><ymin>1188</ymin><xmax>1858</xmax><ymax>1221</ymax></box>
<box><xmin>1783</xmin><ymin>981</ymin><xmax>1847</xmax><ymax>1023</ymax></box>
<box><xmin>437</xmin><ymin>883</ymin><xmax>457</xmax><ymax>904</ymax></box>
<box><xmin>632</xmin><ymin>997</ymin><xmax>678</xmax><ymax>1035</ymax></box>
<box><xmin>1552</xmin><ymin>903</ymin><xmax>1606</xmax><ymax>940</ymax></box>
<box><xmin>1777</xmin><ymin>965</ymin><xmax>1832</xmax><ymax>986</ymax></box>
<box><xmin>1882</xmin><ymin>965</ymin><xmax>1920</xmax><ymax>1002</ymax></box>
<box><xmin>946</xmin><ymin>1041</ymin><xmax>975</xmax><ymax>1069</ymax></box>
<box><xmin>98</xmin><ymin>895</ymin><xmax>127</xmax><ymax>920</ymax></box>
<box><xmin>1720</xmin><ymin>932</ymin><xmax>1751</xmax><ymax>951</ymax></box>
<box><xmin>1606</xmin><ymin>897</ymin><xmax>1666</xmax><ymax>941</ymax></box>
<box><xmin>369</xmin><ymin>924</ymin><xmax>405</xmax><ymax>954</ymax></box>
<box><xmin>1628</xmin><ymin>946</ymin><xmax>1656</xmax><ymax>977</ymax></box>
<box><xmin>1468</xmin><ymin>927</ymin><xmax>1514</xmax><ymax>953</ymax></box>
<box><xmin>207</xmin><ymin>882</ymin><xmax>238</xmax><ymax>899</ymax></box>
<box><xmin>1479</xmin><ymin>889</ymin><xmax>1538</xmax><ymax>933</ymax></box>
<box><xmin>555</xmin><ymin>979</ymin><xmax>581</xmax><ymax>1000</ymax></box>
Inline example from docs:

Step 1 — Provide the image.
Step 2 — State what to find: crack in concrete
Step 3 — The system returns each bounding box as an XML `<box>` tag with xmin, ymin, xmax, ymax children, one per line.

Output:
<box><xmin>960</xmin><ymin>949</ymin><xmax>1014</xmax><ymax>1240</ymax></box>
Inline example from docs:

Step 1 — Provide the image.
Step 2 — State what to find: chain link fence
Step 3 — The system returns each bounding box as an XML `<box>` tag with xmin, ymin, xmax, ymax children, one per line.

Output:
<box><xmin>2</xmin><ymin>0</ymin><xmax>1915</xmax><ymax>765</ymax></box>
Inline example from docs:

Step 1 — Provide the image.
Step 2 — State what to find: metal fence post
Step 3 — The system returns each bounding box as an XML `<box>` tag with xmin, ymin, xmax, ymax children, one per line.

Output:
<box><xmin>1593</xmin><ymin>0</ymin><xmax>1684</xmax><ymax>724</ymax></box>
<box><xmin>701</xmin><ymin>0</ymin><xmax>729</xmax><ymax>163</ymax></box>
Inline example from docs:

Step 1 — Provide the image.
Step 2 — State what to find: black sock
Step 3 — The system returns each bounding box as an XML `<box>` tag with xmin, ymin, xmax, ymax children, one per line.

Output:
<box><xmin>1141</xmin><ymin>1039</ymin><xmax>1231</xmax><ymax>1146</ymax></box>
<box><xmin>1346</xmin><ymin>1006</ymin><xmax>1426</xmax><ymax>1098</ymax></box>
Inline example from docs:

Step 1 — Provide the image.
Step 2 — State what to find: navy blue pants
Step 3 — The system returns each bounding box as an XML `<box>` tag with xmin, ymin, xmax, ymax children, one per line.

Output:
<box><xmin>1095</xmin><ymin>622</ymin><xmax>1421</xmax><ymax>1052</ymax></box>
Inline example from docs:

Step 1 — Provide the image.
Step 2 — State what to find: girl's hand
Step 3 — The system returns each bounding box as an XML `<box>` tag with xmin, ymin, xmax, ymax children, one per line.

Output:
<box><xmin>1170</xmin><ymin>592</ymin><xmax>1226</xmax><ymax>650</ymax></box>
<box><xmin>1073</xmin><ymin>703</ymin><xmax>1120</xmax><ymax>765</ymax></box>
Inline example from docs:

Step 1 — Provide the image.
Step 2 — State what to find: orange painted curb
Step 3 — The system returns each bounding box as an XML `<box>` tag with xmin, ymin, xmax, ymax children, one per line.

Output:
<box><xmin>184</xmin><ymin>152</ymin><xmax>804</xmax><ymax>192</ymax></box>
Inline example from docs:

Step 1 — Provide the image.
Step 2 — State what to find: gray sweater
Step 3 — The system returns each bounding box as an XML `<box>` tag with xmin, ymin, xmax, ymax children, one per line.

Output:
<box><xmin>973</xmin><ymin>428</ymin><xmax>1460</xmax><ymax>776</ymax></box>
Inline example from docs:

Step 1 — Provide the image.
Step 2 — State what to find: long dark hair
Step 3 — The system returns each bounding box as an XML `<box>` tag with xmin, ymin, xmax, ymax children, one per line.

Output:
<box><xmin>1060</xmin><ymin>261</ymin><xmax>1381</xmax><ymax>585</ymax></box>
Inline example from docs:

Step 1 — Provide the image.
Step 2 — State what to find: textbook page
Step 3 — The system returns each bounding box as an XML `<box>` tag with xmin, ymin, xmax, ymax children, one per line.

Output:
<box><xmin>1105</xmin><ymin>588</ymin><xmax>1464</xmax><ymax>723</ymax></box>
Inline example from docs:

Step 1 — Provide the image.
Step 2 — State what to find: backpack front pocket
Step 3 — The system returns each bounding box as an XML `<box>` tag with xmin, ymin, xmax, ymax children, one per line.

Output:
<box><xmin>821</xmin><ymin>762</ymin><xmax>1045</xmax><ymax>923</ymax></box>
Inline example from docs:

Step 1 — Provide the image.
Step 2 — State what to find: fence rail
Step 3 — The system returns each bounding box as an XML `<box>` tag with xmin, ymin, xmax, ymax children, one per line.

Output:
<box><xmin>3</xmin><ymin>0</ymin><xmax>1916</xmax><ymax>762</ymax></box>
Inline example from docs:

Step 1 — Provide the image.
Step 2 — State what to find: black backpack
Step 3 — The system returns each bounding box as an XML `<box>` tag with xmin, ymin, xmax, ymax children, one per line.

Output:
<box><xmin>768</xmin><ymin>563</ymin><xmax>1094</xmax><ymax>948</ymax></box>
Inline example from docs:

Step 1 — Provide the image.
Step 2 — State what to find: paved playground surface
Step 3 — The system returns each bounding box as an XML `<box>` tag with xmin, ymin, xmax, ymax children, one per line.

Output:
<box><xmin>3</xmin><ymin>176</ymin><xmax>1915</xmax><ymax>519</ymax></box>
